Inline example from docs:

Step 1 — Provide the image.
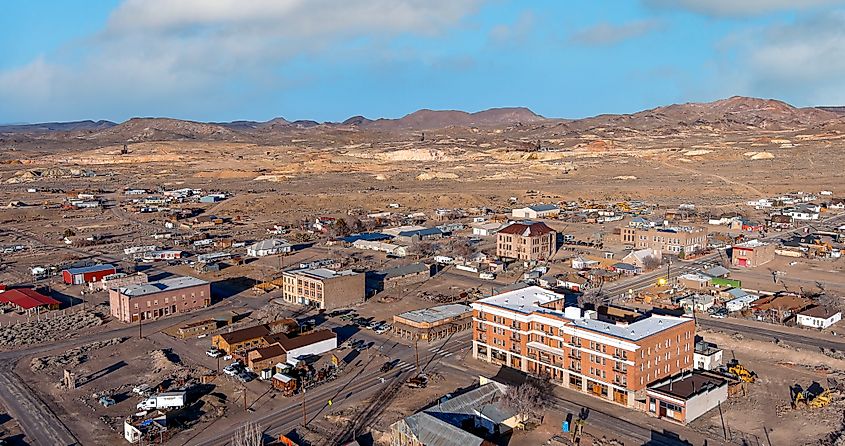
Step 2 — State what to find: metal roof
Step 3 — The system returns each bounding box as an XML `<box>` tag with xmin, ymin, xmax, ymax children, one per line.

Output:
<box><xmin>396</xmin><ymin>304</ymin><xmax>471</xmax><ymax>324</ymax></box>
<box><xmin>379</xmin><ymin>263</ymin><xmax>430</xmax><ymax>280</ymax></box>
<box><xmin>119</xmin><ymin>276</ymin><xmax>208</xmax><ymax>297</ymax></box>
<box><xmin>64</xmin><ymin>264</ymin><xmax>115</xmax><ymax>275</ymax></box>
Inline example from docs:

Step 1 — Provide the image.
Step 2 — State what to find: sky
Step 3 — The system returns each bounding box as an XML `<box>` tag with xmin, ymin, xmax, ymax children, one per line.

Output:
<box><xmin>3</xmin><ymin>0</ymin><xmax>845</xmax><ymax>124</ymax></box>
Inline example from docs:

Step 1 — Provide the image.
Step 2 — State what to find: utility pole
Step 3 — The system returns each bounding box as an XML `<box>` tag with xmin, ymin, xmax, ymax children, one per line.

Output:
<box><xmin>414</xmin><ymin>338</ymin><xmax>420</xmax><ymax>373</ymax></box>
<box><xmin>139</xmin><ymin>314</ymin><xmax>143</xmax><ymax>339</ymax></box>
<box><xmin>217</xmin><ymin>356</ymin><xmax>220</xmax><ymax>375</ymax></box>
<box><xmin>243</xmin><ymin>382</ymin><xmax>248</xmax><ymax>411</ymax></box>
<box><xmin>302</xmin><ymin>387</ymin><xmax>307</xmax><ymax>426</ymax></box>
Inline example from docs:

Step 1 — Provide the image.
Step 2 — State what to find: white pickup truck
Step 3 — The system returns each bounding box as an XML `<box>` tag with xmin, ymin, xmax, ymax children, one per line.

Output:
<box><xmin>137</xmin><ymin>391</ymin><xmax>186</xmax><ymax>411</ymax></box>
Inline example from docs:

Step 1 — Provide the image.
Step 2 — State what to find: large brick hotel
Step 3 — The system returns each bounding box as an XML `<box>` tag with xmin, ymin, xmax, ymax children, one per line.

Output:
<box><xmin>472</xmin><ymin>286</ymin><xmax>694</xmax><ymax>407</ymax></box>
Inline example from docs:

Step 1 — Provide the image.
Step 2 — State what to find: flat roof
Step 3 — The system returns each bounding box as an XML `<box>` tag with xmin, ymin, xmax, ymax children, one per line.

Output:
<box><xmin>64</xmin><ymin>264</ymin><xmax>115</xmax><ymax>274</ymax></box>
<box><xmin>649</xmin><ymin>371</ymin><xmax>726</xmax><ymax>400</ymax></box>
<box><xmin>119</xmin><ymin>276</ymin><xmax>208</xmax><ymax>297</ymax></box>
<box><xmin>396</xmin><ymin>304</ymin><xmax>472</xmax><ymax>324</ymax></box>
<box><xmin>477</xmin><ymin>286</ymin><xmax>691</xmax><ymax>341</ymax></box>
<box><xmin>289</xmin><ymin>267</ymin><xmax>358</xmax><ymax>279</ymax></box>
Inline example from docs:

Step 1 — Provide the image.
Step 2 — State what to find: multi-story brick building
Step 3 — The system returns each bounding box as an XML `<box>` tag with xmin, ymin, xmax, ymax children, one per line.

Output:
<box><xmin>619</xmin><ymin>225</ymin><xmax>706</xmax><ymax>257</ymax></box>
<box><xmin>496</xmin><ymin>222</ymin><xmax>556</xmax><ymax>261</ymax></box>
<box><xmin>109</xmin><ymin>276</ymin><xmax>210</xmax><ymax>323</ymax></box>
<box><xmin>281</xmin><ymin>267</ymin><xmax>365</xmax><ymax>310</ymax></box>
<box><xmin>471</xmin><ymin>286</ymin><xmax>695</xmax><ymax>407</ymax></box>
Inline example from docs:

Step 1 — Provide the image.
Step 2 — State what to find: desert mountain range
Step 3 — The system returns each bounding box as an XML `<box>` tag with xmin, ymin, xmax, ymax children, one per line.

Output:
<box><xmin>3</xmin><ymin>96</ymin><xmax>845</xmax><ymax>143</ymax></box>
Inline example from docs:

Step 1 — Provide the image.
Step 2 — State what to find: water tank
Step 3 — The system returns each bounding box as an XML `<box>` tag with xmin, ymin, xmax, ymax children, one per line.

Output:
<box><xmin>564</xmin><ymin>306</ymin><xmax>582</xmax><ymax>320</ymax></box>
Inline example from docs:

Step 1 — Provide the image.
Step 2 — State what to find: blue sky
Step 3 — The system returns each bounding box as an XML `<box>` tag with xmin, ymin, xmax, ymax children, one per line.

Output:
<box><xmin>3</xmin><ymin>0</ymin><xmax>845</xmax><ymax>123</ymax></box>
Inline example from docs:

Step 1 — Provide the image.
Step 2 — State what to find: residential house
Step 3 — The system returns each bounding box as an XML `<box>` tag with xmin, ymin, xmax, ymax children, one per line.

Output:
<box><xmin>496</xmin><ymin>222</ymin><xmax>556</xmax><ymax>261</ymax></box>
<box><xmin>678</xmin><ymin>294</ymin><xmax>715</xmax><ymax>314</ymax></box>
<box><xmin>622</xmin><ymin>248</ymin><xmax>662</xmax><ymax>270</ymax></box>
<box><xmin>724</xmin><ymin>289</ymin><xmax>758</xmax><ymax>313</ymax></box>
<box><xmin>751</xmin><ymin>294</ymin><xmax>814</xmax><ymax>323</ymax></box>
<box><xmin>611</xmin><ymin>262</ymin><xmax>640</xmax><ymax>276</ymax></box>
<box><xmin>246</xmin><ymin>238</ymin><xmax>293</xmax><ymax>257</ymax></box>
<box><xmin>768</xmin><ymin>214</ymin><xmax>794</xmax><ymax>230</ymax></box>
<box><xmin>796</xmin><ymin>306</ymin><xmax>842</xmax><ymax>329</ymax></box>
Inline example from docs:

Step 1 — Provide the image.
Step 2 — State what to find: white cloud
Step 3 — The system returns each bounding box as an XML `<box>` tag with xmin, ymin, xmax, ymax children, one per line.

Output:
<box><xmin>644</xmin><ymin>0</ymin><xmax>845</xmax><ymax>17</ymax></box>
<box><xmin>0</xmin><ymin>0</ymin><xmax>482</xmax><ymax>121</ymax></box>
<box><xmin>489</xmin><ymin>11</ymin><xmax>535</xmax><ymax>45</ymax></box>
<box><xmin>716</xmin><ymin>11</ymin><xmax>845</xmax><ymax>105</ymax></box>
<box><xmin>570</xmin><ymin>20</ymin><xmax>661</xmax><ymax>46</ymax></box>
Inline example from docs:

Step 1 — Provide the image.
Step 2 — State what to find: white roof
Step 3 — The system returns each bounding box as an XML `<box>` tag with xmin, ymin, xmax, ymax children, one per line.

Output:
<box><xmin>120</xmin><ymin>276</ymin><xmax>207</xmax><ymax>297</ymax></box>
<box><xmin>249</xmin><ymin>238</ymin><xmax>291</xmax><ymax>250</ymax></box>
<box><xmin>476</xmin><ymin>285</ymin><xmax>690</xmax><ymax>341</ymax></box>
<box><xmin>735</xmin><ymin>239</ymin><xmax>767</xmax><ymax>248</ymax></box>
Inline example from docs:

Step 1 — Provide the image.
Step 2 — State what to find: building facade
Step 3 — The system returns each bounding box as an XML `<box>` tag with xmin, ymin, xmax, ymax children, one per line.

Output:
<box><xmin>620</xmin><ymin>226</ymin><xmax>707</xmax><ymax>256</ymax></box>
<box><xmin>496</xmin><ymin>222</ymin><xmax>556</xmax><ymax>261</ymax></box>
<box><xmin>281</xmin><ymin>268</ymin><xmax>365</xmax><ymax>310</ymax></box>
<box><xmin>393</xmin><ymin>303</ymin><xmax>473</xmax><ymax>341</ymax></box>
<box><xmin>471</xmin><ymin>286</ymin><xmax>695</xmax><ymax>407</ymax></box>
<box><xmin>730</xmin><ymin>240</ymin><xmax>775</xmax><ymax>268</ymax></box>
<box><xmin>108</xmin><ymin>276</ymin><xmax>210</xmax><ymax>323</ymax></box>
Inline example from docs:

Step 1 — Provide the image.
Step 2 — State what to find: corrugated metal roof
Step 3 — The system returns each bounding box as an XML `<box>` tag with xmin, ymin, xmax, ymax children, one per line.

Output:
<box><xmin>64</xmin><ymin>264</ymin><xmax>115</xmax><ymax>275</ymax></box>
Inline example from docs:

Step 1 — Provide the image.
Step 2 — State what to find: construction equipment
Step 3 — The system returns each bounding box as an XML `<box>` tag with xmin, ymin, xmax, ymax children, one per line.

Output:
<box><xmin>406</xmin><ymin>374</ymin><xmax>428</xmax><ymax>389</ymax></box>
<box><xmin>724</xmin><ymin>359</ymin><xmax>757</xmax><ymax>383</ymax></box>
<box><xmin>791</xmin><ymin>382</ymin><xmax>833</xmax><ymax>409</ymax></box>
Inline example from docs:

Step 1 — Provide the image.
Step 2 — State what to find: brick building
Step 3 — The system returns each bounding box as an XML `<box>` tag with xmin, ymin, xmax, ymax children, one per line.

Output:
<box><xmin>496</xmin><ymin>222</ymin><xmax>556</xmax><ymax>261</ymax></box>
<box><xmin>471</xmin><ymin>286</ymin><xmax>695</xmax><ymax>407</ymax></box>
<box><xmin>281</xmin><ymin>268</ymin><xmax>365</xmax><ymax>310</ymax></box>
<box><xmin>620</xmin><ymin>225</ymin><xmax>706</xmax><ymax>257</ymax></box>
<box><xmin>730</xmin><ymin>239</ymin><xmax>775</xmax><ymax>268</ymax></box>
<box><xmin>108</xmin><ymin>276</ymin><xmax>210</xmax><ymax>323</ymax></box>
<box><xmin>392</xmin><ymin>303</ymin><xmax>472</xmax><ymax>341</ymax></box>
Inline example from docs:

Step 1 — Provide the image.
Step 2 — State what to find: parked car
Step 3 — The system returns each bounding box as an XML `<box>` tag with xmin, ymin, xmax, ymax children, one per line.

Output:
<box><xmin>98</xmin><ymin>396</ymin><xmax>116</xmax><ymax>407</ymax></box>
<box><xmin>223</xmin><ymin>362</ymin><xmax>243</xmax><ymax>376</ymax></box>
<box><xmin>237</xmin><ymin>371</ymin><xmax>255</xmax><ymax>383</ymax></box>
<box><xmin>132</xmin><ymin>384</ymin><xmax>152</xmax><ymax>396</ymax></box>
<box><xmin>380</xmin><ymin>361</ymin><xmax>395</xmax><ymax>372</ymax></box>
<box><xmin>206</xmin><ymin>348</ymin><xmax>224</xmax><ymax>357</ymax></box>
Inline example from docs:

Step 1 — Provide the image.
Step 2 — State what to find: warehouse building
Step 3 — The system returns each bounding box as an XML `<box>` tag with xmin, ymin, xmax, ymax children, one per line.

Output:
<box><xmin>62</xmin><ymin>264</ymin><xmax>117</xmax><ymax>285</ymax></box>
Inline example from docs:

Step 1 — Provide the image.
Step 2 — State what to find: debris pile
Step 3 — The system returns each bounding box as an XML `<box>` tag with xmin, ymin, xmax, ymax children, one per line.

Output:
<box><xmin>0</xmin><ymin>306</ymin><xmax>106</xmax><ymax>347</ymax></box>
<box><xmin>31</xmin><ymin>337</ymin><xmax>127</xmax><ymax>372</ymax></box>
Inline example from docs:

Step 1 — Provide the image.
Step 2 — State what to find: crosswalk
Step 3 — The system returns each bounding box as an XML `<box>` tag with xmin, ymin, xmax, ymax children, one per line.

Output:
<box><xmin>391</xmin><ymin>345</ymin><xmax>458</xmax><ymax>372</ymax></box>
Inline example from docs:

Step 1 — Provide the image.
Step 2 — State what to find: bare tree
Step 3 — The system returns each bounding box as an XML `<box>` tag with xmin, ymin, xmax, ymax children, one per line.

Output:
<box><xmin>231</xmin><ymin>421</ymin><xmax>264</xmax><ymax>446</ymax></box>
<box><xmin>501</xmin><ymin>380</ymin><xmax>548</xmax><ymax>424</ymax></box>
<box><xmin>448</xmin><ymin>237</ymin><xmax>476</xmax><ymax>259</ymax></box>
<box><xmin>642</xmin><ymin>255</ymin><xmax>661</xmax><ymax>271</ymax></box>
<box><xmin>409</xmin><ymin>240</ymin><xmax>438</xmax><ymax>258</ymax></box>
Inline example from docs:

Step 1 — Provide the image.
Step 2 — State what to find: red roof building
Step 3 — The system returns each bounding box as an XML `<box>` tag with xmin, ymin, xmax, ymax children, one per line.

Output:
<box><xmin>0</xmin><ymin>288</ymin><xmax>61</xmax><ymax>311</ymax></box>
<box><xmin>496</xmin><ymin>222</ymin><xmax>557</xmax><ymax>261</ymax></box>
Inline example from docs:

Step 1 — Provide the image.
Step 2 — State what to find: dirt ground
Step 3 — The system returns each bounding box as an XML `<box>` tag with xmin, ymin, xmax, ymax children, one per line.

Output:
<box><xmin>691</xmin><ymin>330</ymin><xmax>845</xmax><ymax>445</ymax></box>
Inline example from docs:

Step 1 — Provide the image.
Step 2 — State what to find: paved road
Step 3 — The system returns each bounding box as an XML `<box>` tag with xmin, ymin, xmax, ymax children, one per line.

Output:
<box><xmin>187</xmin><ymin>333</ymin><xmax>471</xmax><ymax>446</ymax></box>
<box><xmin>0</xmin><ymin>365</ymin><xmax>79</xmax><ymax>446</ymax></box>
<box><xmin>698</xmin><ymin>317</ymin><xmax>845</xmax><ymax>351</ymax></box>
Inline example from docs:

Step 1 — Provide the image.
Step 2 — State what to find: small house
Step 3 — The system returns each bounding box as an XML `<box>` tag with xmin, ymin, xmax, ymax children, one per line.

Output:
<box><xmin>796</xmin><ymin>306</ymin><xmax>842</xmax><ymax>329</ymax></box>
